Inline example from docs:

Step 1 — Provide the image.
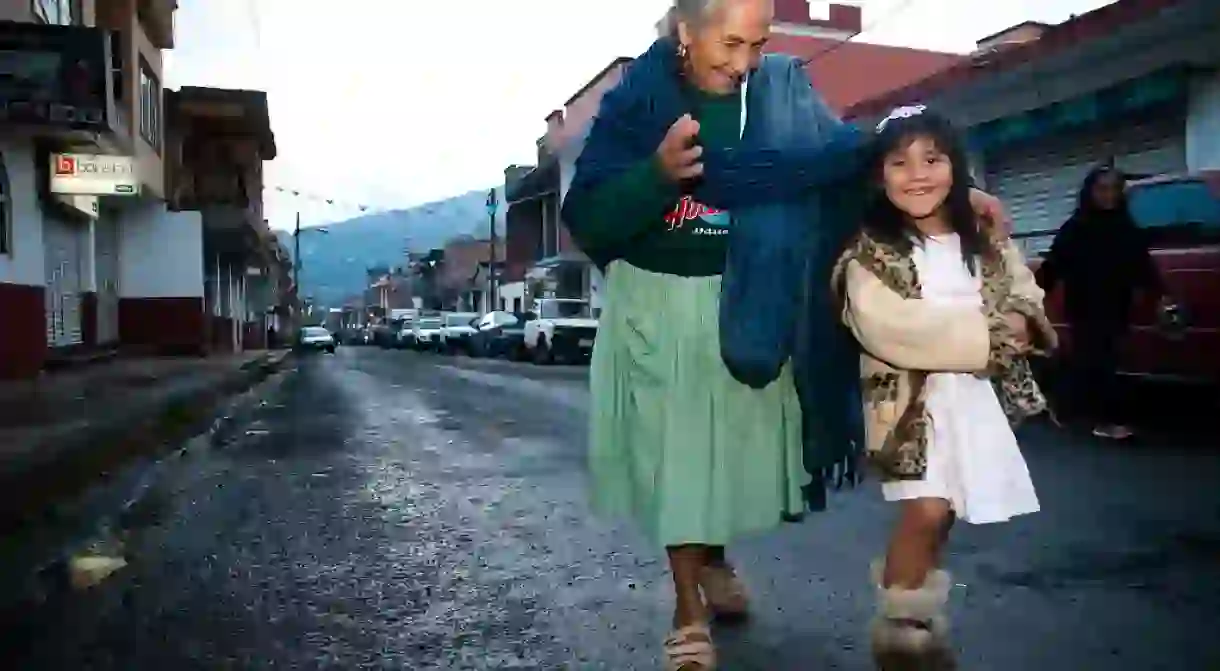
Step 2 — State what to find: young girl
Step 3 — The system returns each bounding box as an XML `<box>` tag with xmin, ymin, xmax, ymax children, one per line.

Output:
<box><xmin>832</xmin><ymin>106</ymin><xmax>1056</xmax><ymax>668</ymax></box>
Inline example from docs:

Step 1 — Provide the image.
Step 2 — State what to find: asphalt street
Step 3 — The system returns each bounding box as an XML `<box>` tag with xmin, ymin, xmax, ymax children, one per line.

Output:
<box><xmin>8</xmin><ymin>347</ymin><xmax>1219</xmax><ymax>670</ymax></box>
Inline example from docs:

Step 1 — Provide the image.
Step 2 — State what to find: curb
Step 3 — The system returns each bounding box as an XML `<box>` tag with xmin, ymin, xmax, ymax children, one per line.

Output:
<box><xmin>0</xmin><ymin>350</ymin><xmax>294</xmax><ymax>631</ymax></box>
<box><xmin>0</xmin><ymin>350</ymin><xmax>292</xmax><ymax>528</ymax></box>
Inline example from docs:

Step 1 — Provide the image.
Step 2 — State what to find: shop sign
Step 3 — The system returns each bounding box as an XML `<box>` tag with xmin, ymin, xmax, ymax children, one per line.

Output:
<box><xmin>0</xmin><ymin>21</ymin><xmax>115</xmax><ymax>131</ymax></box>
<box><xmin>49</xmin><ymin>152</ymin><xmax>139</xmax><ymax>196</ymax></box>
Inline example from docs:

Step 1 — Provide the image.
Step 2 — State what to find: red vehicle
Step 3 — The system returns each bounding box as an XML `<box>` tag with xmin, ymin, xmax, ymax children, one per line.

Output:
<box><xmin>1019</xmin><ymin>170</ymin><xmax>1220</xmax><ymax>387</ymax></box>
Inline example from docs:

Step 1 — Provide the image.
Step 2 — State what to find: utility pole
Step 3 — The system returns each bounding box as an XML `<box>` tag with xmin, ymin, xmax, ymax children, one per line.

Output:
<box><xmin>293</xmin><ymin>210</ymin><xmax>301</xmax><ymax>328</ymax></box>
<box><xmin>486</xmin><ymin>188</ymin><xmax>498</xmax><ymax>312</ymax></box>
<box><xmin>293</xmin><ymin>210</ymin><xmax>301</xmax><ymax>296</ymax></box>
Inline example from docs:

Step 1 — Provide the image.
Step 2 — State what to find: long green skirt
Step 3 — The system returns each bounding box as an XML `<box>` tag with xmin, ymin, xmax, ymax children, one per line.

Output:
<box><xmin>589</xmin><ymin>261</ymin><xmax>808</xmax><ymax>548</ymax></box>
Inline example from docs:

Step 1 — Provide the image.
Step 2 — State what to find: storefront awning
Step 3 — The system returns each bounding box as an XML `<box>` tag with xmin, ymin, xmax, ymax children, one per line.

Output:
<box><xmin>968</xmin><ymin>67</ymin><xmax>1191</xmax><ymax>152</ymax></box>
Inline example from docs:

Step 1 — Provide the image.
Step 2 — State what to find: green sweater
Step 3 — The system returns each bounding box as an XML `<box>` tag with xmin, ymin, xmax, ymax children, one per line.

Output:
<box><xmin>565</xmin><ymin>87</ymin><xmax>742</xmax><ymax>277</ymax></box>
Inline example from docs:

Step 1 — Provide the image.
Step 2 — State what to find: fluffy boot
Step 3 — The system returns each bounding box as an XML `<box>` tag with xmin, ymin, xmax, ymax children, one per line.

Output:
<box><xmin>869</xmin><ymin>559</ymin><xmax>957</xmax><ymax>671</ymax></box>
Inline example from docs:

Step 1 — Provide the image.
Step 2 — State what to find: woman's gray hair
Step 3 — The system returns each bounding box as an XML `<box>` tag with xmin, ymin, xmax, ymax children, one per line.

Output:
<box><xmin>673</xmin><ymin>0</ymin><xmax>724</xmax><ymax>27</ymax></box>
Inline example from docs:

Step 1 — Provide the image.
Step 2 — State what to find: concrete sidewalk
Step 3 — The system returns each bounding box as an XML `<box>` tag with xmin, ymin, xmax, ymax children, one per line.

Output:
<box><xmin>0</xmin><ymin>350</ymin><xmax>291</xmax><ymax>528</ymax></box>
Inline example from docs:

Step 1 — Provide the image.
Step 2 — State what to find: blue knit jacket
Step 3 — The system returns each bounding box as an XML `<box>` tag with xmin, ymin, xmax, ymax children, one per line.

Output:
<box><xmin>563</xmin><ymin>37</ymin><xmax>869</xmax><ymax>509</ymax></box>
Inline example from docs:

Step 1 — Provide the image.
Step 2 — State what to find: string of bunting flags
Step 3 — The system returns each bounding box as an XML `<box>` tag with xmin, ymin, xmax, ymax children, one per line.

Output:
<box><xmin>267</xmin><ymin>185</ymin><xmax>372</xmax><ymax>213</ymax></box>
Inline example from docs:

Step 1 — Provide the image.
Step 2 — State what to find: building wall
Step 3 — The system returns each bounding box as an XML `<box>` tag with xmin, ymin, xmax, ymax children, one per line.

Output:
<box><xmin>115</xmin><ymin>202</ymin><xmax>205</xmax><ymax>353</ymax></box>
<box><xmin>131</xmin><ymin>5</ymin><xmax>165</xmax><ymax>199</ymax></box>
<box><xmin>0</xmin><ymin>136</ymin><xmax>44</xmax><ymax>286</ymax></box>
<box><xmin>95</xmin><ymin>0</ymin><xmax>167</xmax><ymax>197</ymax></box>
<box><xmin>0</xmin><ymin>135</ymin><xmax>47</xmax><ymax>377</ymax></box>
<box><xmin>505</xmin><ymin>199</ymin><xmax>543</xmax><ymax>274</ymax></box>
<box><xmin>498</xmin><ymin>281</ymin><xmax>525</xmax><ymax>313</ymax></box>
<box><xmin>0</xmin><ymin>0</ymin><xmax>32</xmax><ymax>21</ymax></box>
<box><xmin>118</xmin><ymin>202</ymin><xmax>202</xmax><ymax>297</ymax></box>
<box><xmin>440</xmin><ymin>237</ymin><xmax>503</xmax><ymax>295</ymax></box>
<box><xmin>1186</xmin><ymin>70</ymin><xmax>1220</xmax><ymax>171</ymax></box>
<box><xmin>0</xmin><ymin>0</ymin><xmax>97</xmax><ymax>22</ymax></box>
<box><xmin>554</xmin><ymin>63</ymin><xmax>631</xmax><ymax>205</ymax></box>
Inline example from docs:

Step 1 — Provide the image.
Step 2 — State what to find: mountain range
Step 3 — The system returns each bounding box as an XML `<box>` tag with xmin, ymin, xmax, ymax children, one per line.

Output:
<box><xmin>278</xmin><ymin>188</ymin><xmax>503</xmax><ymax>307</ymax></box>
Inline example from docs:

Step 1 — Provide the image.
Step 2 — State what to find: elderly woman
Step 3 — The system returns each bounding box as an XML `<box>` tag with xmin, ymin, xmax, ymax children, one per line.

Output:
<box><xmin>563</xmin><ymin>1</ymin><xmax>1007</xmax><ymax>668</ymax></box>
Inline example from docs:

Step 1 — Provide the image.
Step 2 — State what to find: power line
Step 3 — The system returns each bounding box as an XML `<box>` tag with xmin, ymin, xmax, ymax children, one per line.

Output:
<box><xmin>800</xmin><ymin>0</ymin><xmax>921</xmax><ymax>65</ymax></box>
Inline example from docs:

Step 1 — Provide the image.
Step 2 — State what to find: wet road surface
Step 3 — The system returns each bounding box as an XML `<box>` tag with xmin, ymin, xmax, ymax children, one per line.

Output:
<box><xmin>10</xmin><ymin>347</ymin><xmax>1220</xmax><ymax>670</ymax></box>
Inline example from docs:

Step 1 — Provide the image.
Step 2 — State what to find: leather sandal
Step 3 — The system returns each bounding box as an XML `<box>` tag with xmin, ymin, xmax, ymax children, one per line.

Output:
<box><xmin>699</xmin><ymin>564</ymin><xmax>750</xmax><ymax>621</ymax></box>
<box><xmin>664</xmin><ymin>623</ymin><xmax>716</xmax><ymax>671</ymax></box>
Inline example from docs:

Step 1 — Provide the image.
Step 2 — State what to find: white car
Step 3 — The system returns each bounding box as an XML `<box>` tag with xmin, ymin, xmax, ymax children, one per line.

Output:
<box><xmin>297</xmin><ymin>326</ymin><xmax>336</xmax><ymax>353</ymax></box>
<box><xmin>438</xmin><ymin>312</ymin><xmax>480</xmax><ymax>354</ymax></box>
<box><xmin>394</xmin><ymin>319</ymin><xmax>416</xmax><ymax>349</ymax></box>
<box><xmin>523</xmin><ymin>298</ymin><xmax>598</xmax><ymax>364</ymax></box>
<box><xmin>412</xmin><ymin>316</ymin><xmax>443</xmax><ymax>351</ymax></box>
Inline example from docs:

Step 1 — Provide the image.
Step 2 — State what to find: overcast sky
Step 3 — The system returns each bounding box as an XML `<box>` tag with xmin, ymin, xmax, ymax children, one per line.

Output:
<box><xmin>163</xmin><ymin>0</ymin><xmax>1112</xmax><ymax>230</ymax></box>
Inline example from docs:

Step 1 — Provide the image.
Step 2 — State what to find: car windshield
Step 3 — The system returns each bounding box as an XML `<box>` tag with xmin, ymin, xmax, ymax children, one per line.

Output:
<box><xmin>418</xmin><ymin>318</ymin><xmax>441</xmax><ymax>328</ymax></box>
<box><xmin>539</xmin><ymin>301</ymin><xmax>590</xmax><ymax>319</ymax></box>
<box><xmin>445</xmin><ymin>313</ymin><xmax>477</xmax><ymax>326</ymax></box>
<box><xmin>302</xmin><ymin>327</ymin><xmax>329</xmax><ymax>337</ymax></box>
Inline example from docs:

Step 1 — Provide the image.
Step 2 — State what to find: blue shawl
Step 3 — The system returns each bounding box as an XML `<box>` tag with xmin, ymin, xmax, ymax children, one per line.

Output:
<box><xmin>563</xmin><ymin>36</ymin><xmax>869</xmax><ymax>509</ymax></box>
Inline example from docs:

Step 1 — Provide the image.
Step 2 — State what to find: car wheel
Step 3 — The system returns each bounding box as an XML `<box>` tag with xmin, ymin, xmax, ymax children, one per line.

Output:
<box><xmin>325</xmin><ymin>346</ymin><xmax>335</xmax><ymax>354</ymax></box>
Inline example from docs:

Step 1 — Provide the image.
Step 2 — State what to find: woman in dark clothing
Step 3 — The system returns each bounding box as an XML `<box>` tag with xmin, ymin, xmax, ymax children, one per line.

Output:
<box><xmin>1035</xmin><ymin>165</ymin><xmax>1165</xmax><ymax>439</ymax></box>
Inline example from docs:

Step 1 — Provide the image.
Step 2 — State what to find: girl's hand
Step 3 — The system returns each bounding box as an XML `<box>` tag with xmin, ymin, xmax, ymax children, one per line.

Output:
<box><xmin>969</xmin><ymin>188</ymin><xmax>1012</xmax><ymax>240</ymax></box>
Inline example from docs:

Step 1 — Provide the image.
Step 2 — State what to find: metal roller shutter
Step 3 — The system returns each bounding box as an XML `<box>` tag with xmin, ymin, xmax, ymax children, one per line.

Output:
<box><xmin>43</xmin><ymin>214</ymin><xmax>84</xmax><ymax>347</ymax></box>
<box><xmin>984</xmin><ymin>110</ymin><xmax>1187</xmax><ymax>256</ymax></box>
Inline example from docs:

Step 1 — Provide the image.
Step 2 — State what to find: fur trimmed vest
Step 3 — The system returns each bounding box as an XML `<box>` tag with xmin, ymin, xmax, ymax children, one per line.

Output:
<box><xmin>830</xmin><ymin>231</ymin><xmax>1057</xmax><ymax>482</ymax></box>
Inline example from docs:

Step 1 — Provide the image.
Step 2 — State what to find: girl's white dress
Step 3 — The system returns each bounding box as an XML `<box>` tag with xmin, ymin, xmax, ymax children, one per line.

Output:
<box><xmin>881</xmin><ymin>234</ymin><xmax>1041</xmax><ymax>524</ymax></box>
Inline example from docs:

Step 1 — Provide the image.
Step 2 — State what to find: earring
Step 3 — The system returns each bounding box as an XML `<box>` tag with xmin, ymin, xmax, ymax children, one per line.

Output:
<box><xmin>677</xmin><ymin>43</ymin><xmax>688</xmax><ymax>59</ymax></box>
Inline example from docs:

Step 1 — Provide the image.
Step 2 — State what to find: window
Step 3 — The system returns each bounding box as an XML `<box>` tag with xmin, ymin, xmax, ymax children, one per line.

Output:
<box><xmin>110</xmin><ymin>33</ymin><xmax>127</xmax><ymax>130</ymax></box>
<box><xmin>445</xmin><ymin>313</ymin><xmax>477</xmax><ymax>327</ymax></box>
<box><xmin>32</xmin><ymin>0</ymin><xmax>79</xmax><ymax>25</ymax></box>
<box><xmin>138</xmin><ymin>59</ymin><xmax>162</xmax><ymax>152</ymax></box>
<box><xmin>0</xmin><ymin>153</ymin><xmax>10</xmax><ymax>255</ymax></box>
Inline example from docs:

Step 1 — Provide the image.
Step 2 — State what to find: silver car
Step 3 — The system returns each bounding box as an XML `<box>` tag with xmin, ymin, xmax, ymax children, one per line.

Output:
<box><xmin>297</xmin><ymin>326</ymin><xmax>336</xmax><ymax>353</ymax></box>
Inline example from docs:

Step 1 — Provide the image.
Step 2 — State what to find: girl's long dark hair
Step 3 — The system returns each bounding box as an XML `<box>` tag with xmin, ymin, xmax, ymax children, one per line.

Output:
<box><xmin>860</xmin><ymin>109</ymin><xmax>987</xmax><ymax>275</ymax></box>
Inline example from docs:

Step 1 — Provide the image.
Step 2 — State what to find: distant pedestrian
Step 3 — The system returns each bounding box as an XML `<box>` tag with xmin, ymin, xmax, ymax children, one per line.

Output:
<box><xmin>832</xmin><ymin>107</ymin><xmax>1054</xmax><ymax>668</ymax></box>
<box><xmin>1035</xmin><ymin>165</ymin><xmax>1168</xmax><ymax>439</ymax></box>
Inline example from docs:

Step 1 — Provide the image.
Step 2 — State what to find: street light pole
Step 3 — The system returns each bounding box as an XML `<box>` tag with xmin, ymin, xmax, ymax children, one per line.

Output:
<box><xmin>293</xmin><ymin>210</ymin><xmax>301</xmax><ymax>298</ymax></box>
<box><xmin>487</xmin><ymin>188</ymin><xmax>498</xmax><ymax>312</ymax></box>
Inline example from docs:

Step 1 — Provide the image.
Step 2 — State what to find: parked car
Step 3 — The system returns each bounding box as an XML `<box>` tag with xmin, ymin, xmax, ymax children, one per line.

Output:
<box><xmin>372</xmin><ymin>323</ymin><xmax>396</xmax><ymax>348</ymax></box>
<box><xmin>438</xmin><ymin>312</ymin><xmax>480</xmax><ymax>354</ymax></box>
<box><xmin>394</xmin><ymin>319</ymin><xmax>417</xmax><ymax>349</ymax></box>
<box><xmin>297</xmin><ymin>326</ymin><xmax>336</xmax><ymax>354</ymax></box>
<box><xmin>469</xmin><ymin>311</ymin><xmax>529</xmax><ymax>359</ymax></box>
<box><xmin>523</xmin><ymin>298</ymin><xmax>598</xmax><ymax>365</ymax></box>
<box><xmin>412</xmin><ymin>316</ymin><xmax>444</xmax><ymax>351</ymax></box>
<box><xmin>1021</xmin><ymin>170</ymin><xmax>1220</xmax><ymax>386</ymax></box>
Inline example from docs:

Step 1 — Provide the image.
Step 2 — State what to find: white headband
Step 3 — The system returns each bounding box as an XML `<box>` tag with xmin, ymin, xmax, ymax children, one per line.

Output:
<box><xmin>876</xmin><ymin>104</ymin><xmax>927</xmax><ymax>133</ymax></box>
